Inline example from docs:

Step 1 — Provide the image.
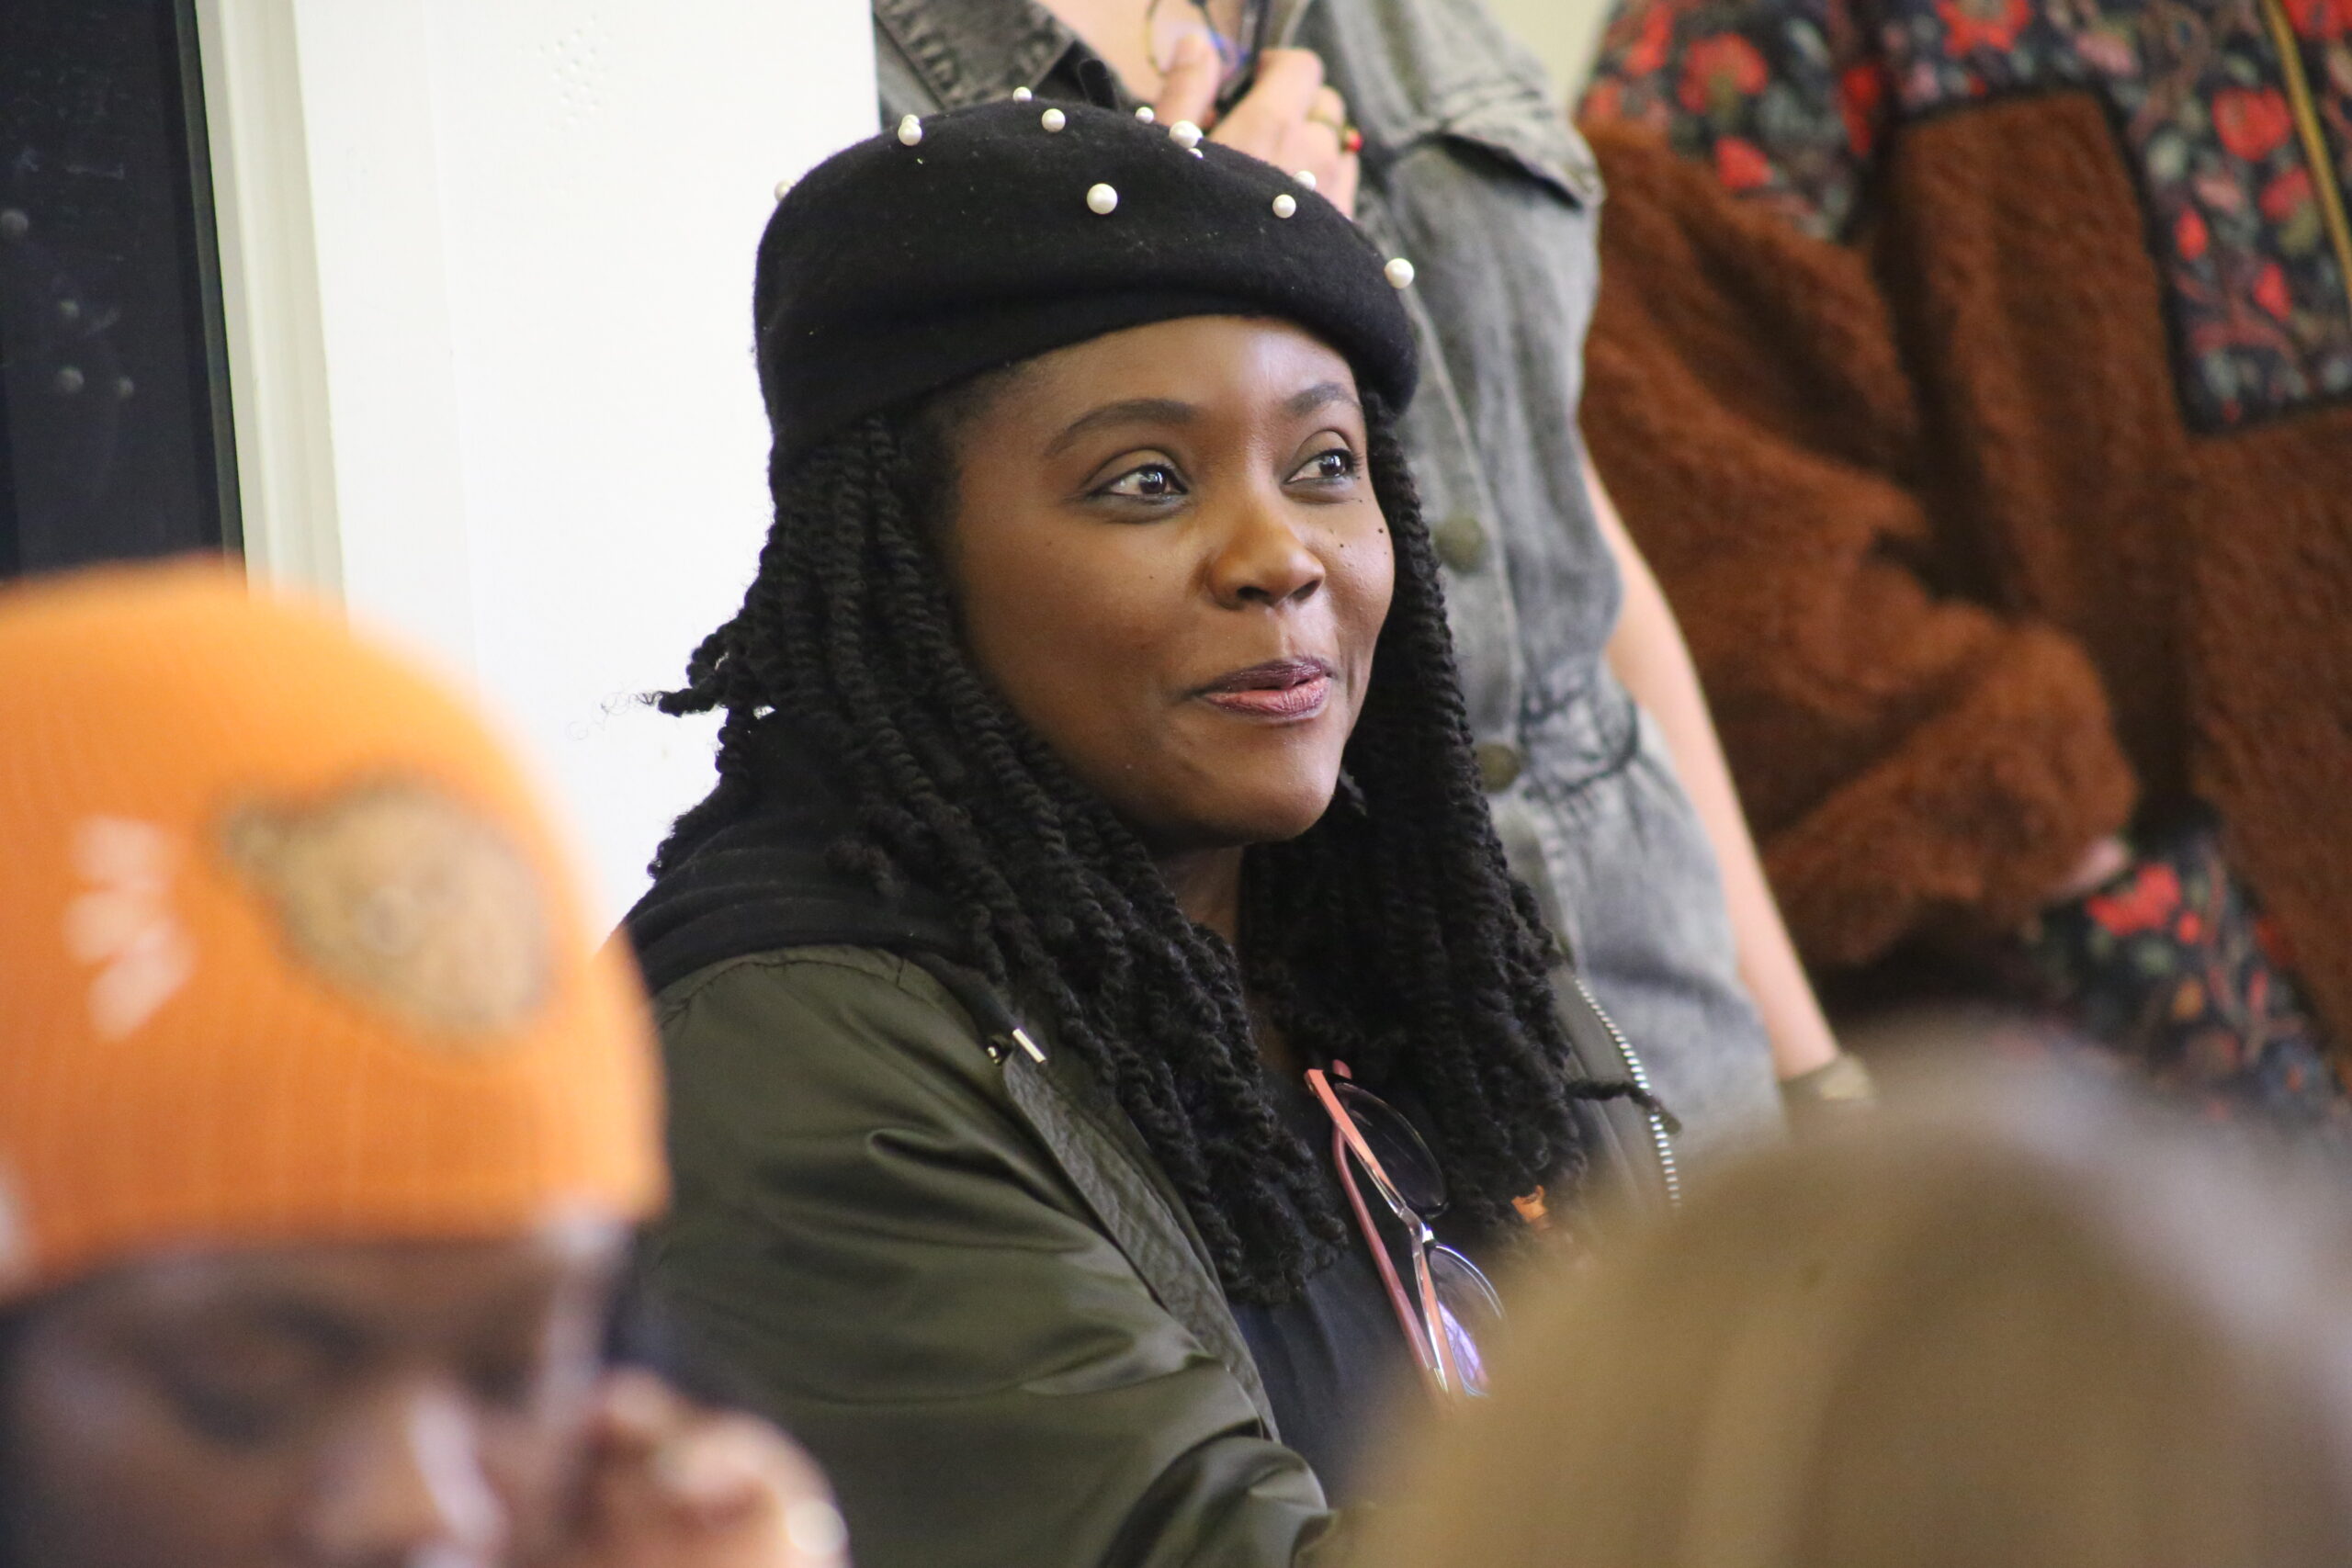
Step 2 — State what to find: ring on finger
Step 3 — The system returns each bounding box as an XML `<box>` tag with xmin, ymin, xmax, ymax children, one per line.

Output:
<box><xmin>1306</xmin><ymin>104</ymin><xmax>1364</xmax><ymax>153</ymax></box>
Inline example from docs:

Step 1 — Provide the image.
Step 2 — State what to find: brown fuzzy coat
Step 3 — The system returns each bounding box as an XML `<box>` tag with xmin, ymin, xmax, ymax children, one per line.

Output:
<box><xmin>1579</xmin><ymin>96</ymin><xmax>2352</xmax><ymax>1043</ymax></box>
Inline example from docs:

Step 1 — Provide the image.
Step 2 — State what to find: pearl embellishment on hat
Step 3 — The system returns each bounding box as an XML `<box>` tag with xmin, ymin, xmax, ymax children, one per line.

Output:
<box><xmin>1012</xmin><ymin>86</ymin><xmax>1034</xmax><ymax>101</ymax></box>
<box><xmin>1295</xmin><ymin>169</ymin><xmax>1317</xmax><ymax>191</ymax></box>
<box><xmin>1087</xmin><ymin>183</ymin><xmax>1120</xmax><ymax>215</ymax></box>
<box><xmin>1272</xmin><ymin>193</ymin><xmax>1298</xmax><ymax>219</ymax></box>
<box><xmin>1170</xmin><ymin>119</ymin><xmax>1204</xmax><ymax>150</ymax></box>
<box><xmin>1135</xmin><ymin>105</ymin><xmax>1156</xmax><ymax>123</ymax></box>
<box><xmin>775</xmin><ymin>178</ymin><xmax>794</xmax><ymax>200</ymax></box>
<box><xmin>1042</xmin><ymin>107</ymin><xmax>1068</xmax><ymax>132</ymax></box>
<box><xmin>897</xmin><ymin>115</ymin><xmax>923</xmax><ymax>146</ymax></box>
<box><xmin>1385</xmin><ymin>257</ymin><xmax>1417</xmax><ymax>289</ymax></box>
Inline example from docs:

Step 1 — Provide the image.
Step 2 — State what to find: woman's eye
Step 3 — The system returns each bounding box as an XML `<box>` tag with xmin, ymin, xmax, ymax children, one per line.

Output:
<box><xmin>145</xmin><ymin>1328</ymin><xmax>350</xmax><ymax>1451</ymax></box>
<box><xmin>167</xmin><ymin>1379</ymin><xmax>302</xmax><ymax>1449</ymax></box>
<box><xmin>468</xmin><ymin>1351</ymin><xmax>547</xmax><ymax>1411</ymax></box>
<box><xmin>1099</xmin><ymin>461</ymin><xmax>1185</xmax><ymax>501</ymax></box>
<box><xmin>1291</xmin><ymin>446</ymin><xmax>1360</xmax><ymax>485</ymax></box>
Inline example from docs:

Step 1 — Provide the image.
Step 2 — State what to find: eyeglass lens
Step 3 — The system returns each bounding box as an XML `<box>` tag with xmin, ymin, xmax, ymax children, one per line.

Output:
<box><xmin>1427</xmin><ymin>1244</ymin><xmax>1504</xmax><ymax>1397</ymax></box>
<box><xmin>1309</xmin><ymin>1066</ymin><xmax>1507</xmax><ymax>1398</ymax></box>
<box><xmin>1333</xmin><ymin>1080</ymin><xmax>1449</xmax><ymax>1215</ymax></box>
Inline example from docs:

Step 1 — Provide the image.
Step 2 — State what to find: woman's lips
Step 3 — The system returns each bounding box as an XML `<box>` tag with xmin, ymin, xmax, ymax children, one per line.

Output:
<box><xmin>1194</xmin><ymin>657</ymin><xmax>1336</xmax><ymax>721</ymax></box>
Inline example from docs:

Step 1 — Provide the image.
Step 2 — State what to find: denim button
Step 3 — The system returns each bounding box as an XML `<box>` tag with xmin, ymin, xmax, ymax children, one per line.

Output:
<box><xmin>1434</xmin><ymin>513</ymin><xmax>1488</xmax><ymax>573</ymax></box>
<box><xmin>1476</xmin><ymin>741</ymin><xmax>1523</xmax><ymax>792</ymax></box>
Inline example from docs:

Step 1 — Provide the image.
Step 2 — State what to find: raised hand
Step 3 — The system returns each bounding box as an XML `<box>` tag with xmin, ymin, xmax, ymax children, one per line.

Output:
<box><xmin>1154</xmin><ymin>35</ymin><xmax>1360</xmax><ymax>219</ymax></box>
<box><xmin>542</xmin><ymin>1370</ymin><xmax>848</xmax><ymax>1568</ymax></box>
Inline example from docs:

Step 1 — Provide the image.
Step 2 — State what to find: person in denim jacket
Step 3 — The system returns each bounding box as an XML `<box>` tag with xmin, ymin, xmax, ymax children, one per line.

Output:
<box><xmin>873</xmin><ymin>0</ymin><xmax>1859</xmax><ymax>1160</ymax></box>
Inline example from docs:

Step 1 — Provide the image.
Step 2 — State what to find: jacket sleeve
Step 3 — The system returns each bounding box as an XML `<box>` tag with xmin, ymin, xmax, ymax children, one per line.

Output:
<box><xmin>1578</xmin><ymin>0</ymin><xmax>1888</xmax><ymax>240</ymax></box>
<box><xmin>1577</xmin><ymin>126</ymin><xmax>2137</xmax><ymax>964</ymax></box>
<box><xmin>637</xmin><ymin>947</ymin><xmax>1339</xmax><ymax>1568</ymax></box>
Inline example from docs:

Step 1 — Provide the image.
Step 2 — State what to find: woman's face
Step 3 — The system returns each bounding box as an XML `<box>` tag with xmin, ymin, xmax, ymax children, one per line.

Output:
<box><xmin>0</xmin><ymin>1223</ymin><xmax>624</xmax><ymax>1568</ymax></box>
<box><xmin>943</xmin><ymin>316</ymin><xmax>1395</xmax><ymax>853</ymax></box>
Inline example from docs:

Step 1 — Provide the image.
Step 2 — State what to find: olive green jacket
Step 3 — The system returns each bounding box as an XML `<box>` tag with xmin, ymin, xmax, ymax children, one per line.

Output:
<box><xmin>637</xmin><ymin>922</ymin><xmax>1671</xmax><ymax>1568</ymax></box>
<box><xmin>639</xmin><ymin>944</ymin><xmax>1342</xmax><ymax>1568</ymax></box>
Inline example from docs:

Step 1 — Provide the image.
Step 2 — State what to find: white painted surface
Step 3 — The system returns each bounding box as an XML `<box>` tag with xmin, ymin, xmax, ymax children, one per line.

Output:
<box><xmin>201</xmin><ymin>1</ymin><xmax>878</xmax><ymax>923</ymax></box>
<box><xmin>195</xmin><ymin>0</ymin><xmax>343</xmax><ymax>596</ymax></box>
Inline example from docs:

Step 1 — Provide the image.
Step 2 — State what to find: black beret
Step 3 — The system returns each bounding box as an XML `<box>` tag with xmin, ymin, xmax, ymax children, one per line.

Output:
<box><xmin>755</xmin><ymin>99</ymin><xmax>1419</xmax><ymax>464</ymax></box>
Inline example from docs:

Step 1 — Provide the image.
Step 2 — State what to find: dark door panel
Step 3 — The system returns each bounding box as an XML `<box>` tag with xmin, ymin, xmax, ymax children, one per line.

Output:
<box><xmin>0</xmin><ymin>0</ymin><xmax>238</xmax><ymax>580</ymax></box>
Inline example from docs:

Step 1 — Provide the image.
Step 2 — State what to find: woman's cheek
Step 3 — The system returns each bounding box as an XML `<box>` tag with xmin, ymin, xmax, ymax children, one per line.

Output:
<box><xmin>6</xmin><ymin>1382</ymin><xmax>281</xmax><ymax>1568</ymax></box>
<box><xmin>1338</xmin><ymin>526</ymin><xmax>1396</xmax><ymax>660</ymax></box>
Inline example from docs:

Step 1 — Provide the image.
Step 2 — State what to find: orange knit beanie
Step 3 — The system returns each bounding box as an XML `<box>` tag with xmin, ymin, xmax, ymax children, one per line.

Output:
<box><xmin>0</xmin><ymin>564</ymin><xmax>663</xmax><ymax>1302</ymax></box>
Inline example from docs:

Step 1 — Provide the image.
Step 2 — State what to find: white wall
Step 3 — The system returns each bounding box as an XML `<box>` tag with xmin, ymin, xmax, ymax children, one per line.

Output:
<box><xmin>199</xmin><ymin>0</ymin><xmax>877</xmax><ymax>923</ymax></box>
<box><xmin>1485</xmin><ymin>0</ymin><xmax>1612</xmax><ymax>99</ymax></box>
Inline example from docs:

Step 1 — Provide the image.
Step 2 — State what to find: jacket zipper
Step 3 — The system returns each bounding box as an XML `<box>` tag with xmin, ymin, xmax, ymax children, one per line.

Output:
<box><xmin>1569</xmin><ymin>971</ymin><xmax>1682</xmax><ymax>1207</ymax></box>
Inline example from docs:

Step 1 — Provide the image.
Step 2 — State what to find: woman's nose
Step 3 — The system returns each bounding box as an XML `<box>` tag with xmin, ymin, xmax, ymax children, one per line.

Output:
<box><xmin>299</xmin><ymin>1382</ymin><xmax>508</xmax><ymax>1568</ymax></box>
<box><xmin>1206</xmin><ymin>491</ymin><xmax>1325</xmax><ymax>609</ymax></box>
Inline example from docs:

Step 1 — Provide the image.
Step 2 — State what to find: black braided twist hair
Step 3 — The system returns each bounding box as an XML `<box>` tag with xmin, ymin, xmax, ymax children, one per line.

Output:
<box><xmin>656</xmin><ymin>388</ymin><xmax>1634</xmax><ymax>1303</ymax></box>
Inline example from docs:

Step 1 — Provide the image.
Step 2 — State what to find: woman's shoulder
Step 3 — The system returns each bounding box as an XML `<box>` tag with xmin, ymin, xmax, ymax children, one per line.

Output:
<box><xmin>645</xmin><ymin>943</ymin><xmax>1138</xmax><ymax>1309</ymax></box>
<box><xmin>656</xmin><ymin>941</ymin><xmax>945</xmax><ymax>1014</ymax></box>
<box><xmin>652</xmin><ymin>943</ymin><xmax>1012</xmax><ymax>1123</ymax></box>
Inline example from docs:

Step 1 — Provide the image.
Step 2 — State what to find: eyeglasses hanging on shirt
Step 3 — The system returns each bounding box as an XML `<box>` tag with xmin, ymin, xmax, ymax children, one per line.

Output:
<box><xmin>1306</xmin><ymin>1062</ymin><xmax>1506</xmax><ymax>1400</ymax></box>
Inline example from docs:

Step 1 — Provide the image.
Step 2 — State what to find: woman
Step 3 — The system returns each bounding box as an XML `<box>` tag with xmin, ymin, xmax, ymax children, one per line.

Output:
<box><xmin>879</xmin><ymin>0</ymin><xmax>1860</xmax><ymax>1163</ymax></box>
<box><xmin>628</xmin><ymin>96</ymin><xmax>1672</xmax><ymax>1568</ymax></box>
<box><xmin>1361</xmin><ymin>1066</ymin><xmax>2352</xmax><ymax>1568</ymax></box>
<box><xmin>0</xmin><ymin>566</ymin><xmax>841</xmax><ymax>1568</ymax></box>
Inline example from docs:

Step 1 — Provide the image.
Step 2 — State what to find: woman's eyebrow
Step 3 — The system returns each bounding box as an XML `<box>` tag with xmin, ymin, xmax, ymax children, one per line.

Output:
<box><xmin>1284</xmin><ymin>381</ymin><xmax>1360</xmax><ymax>418</ymax></box>
<box><xmin>1046</xmin><ymin>398</ymin><xmax>1197</xmax><ymax>457</ymax></box>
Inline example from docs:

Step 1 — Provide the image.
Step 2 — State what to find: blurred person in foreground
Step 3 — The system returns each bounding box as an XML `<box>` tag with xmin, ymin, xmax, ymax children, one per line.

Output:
<box><xmin>0</xmin><ymin>565</ymin><xmax>842</xmax><ymax>1568</ymax></box>
<box><xmin>1363</xmin><ymin>1064</ymin><xmax>2352</xmax><ymax>1568</ymax></box>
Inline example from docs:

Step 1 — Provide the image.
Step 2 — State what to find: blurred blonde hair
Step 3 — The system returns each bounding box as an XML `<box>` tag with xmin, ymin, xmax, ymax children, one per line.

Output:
<box><xmin>1363</xmin><ymin>1066</ymin><xmax>2352</xmax><ymax>1568</ymax></box>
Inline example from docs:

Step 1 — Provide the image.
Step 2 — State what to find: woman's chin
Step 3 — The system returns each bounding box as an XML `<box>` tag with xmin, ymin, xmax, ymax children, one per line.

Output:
<box><xmin>1185</xmin><ymin>782</ymin><xmax>1344</xmax><ymax>848</ymax></box>
<box><xmin>1108</xmin><ymin>750</ymin><xmax>1351</xmax><ymax>852</ymax></box>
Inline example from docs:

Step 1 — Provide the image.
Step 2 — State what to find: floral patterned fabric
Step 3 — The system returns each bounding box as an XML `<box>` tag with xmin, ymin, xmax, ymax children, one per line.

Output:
<box><xmin>1584</xmin><ymin>0</ymin><xmax>2352</xmax><ymax>1128</ymax></box>
<box><xmin>1582</xmin><ymin>0</ymin><xmax>2352</xmax><ymax>428</ymax></box>
<box><xmin>2002</xmin><ymin>814</ymin><xmax>2352</xmax><ymax>1139</ymax></box>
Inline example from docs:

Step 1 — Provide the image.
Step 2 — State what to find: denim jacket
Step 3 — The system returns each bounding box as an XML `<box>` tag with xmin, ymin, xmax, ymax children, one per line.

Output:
<box><xmin>873</xmin><ymin>0</ymin><xmax>1781</xmax><ymax>1160</ymax></box>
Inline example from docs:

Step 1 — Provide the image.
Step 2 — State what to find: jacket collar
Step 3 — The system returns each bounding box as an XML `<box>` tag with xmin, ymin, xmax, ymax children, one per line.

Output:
<box><xmin>873</xmin><ymin>0</ymin><xmax>1077</xmax><ymax>109</ymax></box>
<box><xmin>874</xmin><ymin>0</ymin><xmax>1321</xmax><ymax>109</ymax></box>
<box><xmin>621</xmin><ymin>723</ymin><xmax>967</xmax><ymax>995</ymax></box>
